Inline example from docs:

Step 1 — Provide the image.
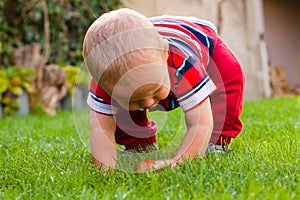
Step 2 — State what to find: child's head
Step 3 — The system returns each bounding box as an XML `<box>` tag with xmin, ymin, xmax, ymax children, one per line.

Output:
<box><xmin>83</xmin><ymin>8</ymin><xmax>170</xmax><ymax>110</ymax></box>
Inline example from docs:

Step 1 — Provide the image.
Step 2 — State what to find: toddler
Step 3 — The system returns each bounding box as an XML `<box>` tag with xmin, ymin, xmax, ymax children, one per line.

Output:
<box><xmin>83</xmin><ymin>8</ymin><xmax>245</xmax><ymax>172</ymax></box>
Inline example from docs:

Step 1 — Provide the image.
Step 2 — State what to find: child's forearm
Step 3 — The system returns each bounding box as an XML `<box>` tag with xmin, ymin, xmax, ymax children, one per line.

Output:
<box><xmin>140</xmin><ymin>99</ymin><xmax>213</xmax><ymax>173</ymax></box>
<box><xmin>136</xmin><ymin>123</ymin><xmax>212</xmax><ymax>173</ymax></box>
<box><xmin>173</xmin><ymin>98</ymin><xmax>213</xmax><ymax>163</ymax></box>
<box><xmin>90</xmin><ymin>131</ymin><xmax>117</xmax><ymax>169</ymax></box>
<box><xmin>144</xmin><ymin>123</ymin><xmax>212</xmax><ymax>172</ymax></box>
<box><xmin>172</xmin><ymin>123</ymin><xmax>212</xmax><ymax>163</ymax></box>
<box><xmin>90</xmin><ymin>110</ymin><xmax>117</xmax><ymax>170</ymax></box>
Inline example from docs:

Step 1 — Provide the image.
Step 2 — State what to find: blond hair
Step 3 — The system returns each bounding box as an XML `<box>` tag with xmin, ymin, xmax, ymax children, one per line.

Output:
<box><xmin>83</xmin><ymin>8</ymin><xmax>168</xmax><ymax>90</ymax></box>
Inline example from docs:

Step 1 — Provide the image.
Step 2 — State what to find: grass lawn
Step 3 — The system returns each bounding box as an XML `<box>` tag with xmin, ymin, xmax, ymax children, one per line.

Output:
<box><xmin>0</xmin><ymin>96</ymin><xmax>299</xmax><ymax>199</ymax></box>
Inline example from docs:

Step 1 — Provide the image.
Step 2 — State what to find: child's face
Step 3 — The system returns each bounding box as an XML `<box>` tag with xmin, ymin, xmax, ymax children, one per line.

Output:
<box><xmin>116</xmin><ymin>83</ymin><xmax>170</xmax><ymax>111</ymax></box>
<box><xmin>105</xmin><ymin>61</ymin><xmax>170</xmax><ymax>111</ymax></box>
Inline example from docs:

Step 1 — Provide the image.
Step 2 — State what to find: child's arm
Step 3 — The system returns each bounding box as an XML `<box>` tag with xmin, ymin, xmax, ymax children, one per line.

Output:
<box><xmin>136</xmin><ymin>98</ymin><xmax>213</xmax><ymax>172</ymax></box>
<box><xmin>90</xmin><ymin>109</ymin><xmax>117</xmax><ymax>170</ymax></box>
<box><xmin>173</xmin><ymin>97</ymin><xmax>213</xmax><ymax>162</ymax></box>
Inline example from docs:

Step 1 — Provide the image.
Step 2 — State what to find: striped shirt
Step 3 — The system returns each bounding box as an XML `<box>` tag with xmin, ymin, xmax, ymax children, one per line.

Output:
<box><xmin>87</xmin><ymin>16</ymin><xmax>218</xmax><ymax>114</ymax></box>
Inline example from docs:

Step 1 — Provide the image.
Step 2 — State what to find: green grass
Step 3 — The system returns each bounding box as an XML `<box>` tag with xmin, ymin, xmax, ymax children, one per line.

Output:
<box><xmin>0</xmin><ymin>96</ymin><xmax>299</xmax><ymax>199</ymax></box>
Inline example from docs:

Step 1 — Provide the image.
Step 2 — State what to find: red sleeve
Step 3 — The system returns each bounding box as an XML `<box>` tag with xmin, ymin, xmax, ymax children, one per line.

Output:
<box><xmin>152</xmin><ymin>16</ymin><xmax>217</xmax><ymax>111</ymax></box>
<box><xmin>167</xmin><ymin>44</ymin><xmax>216</xmax><ymax>112</ymax></box>
<box><xmin>87</xmin><ymin>78</ymin><xmax>116</xmax><ymax>115</ymax></box>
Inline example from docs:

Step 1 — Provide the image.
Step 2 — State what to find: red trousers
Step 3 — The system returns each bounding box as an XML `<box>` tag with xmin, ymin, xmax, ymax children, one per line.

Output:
<box><xmin>115</xmin><ymin>36</ymin><xmax>245</xmax><ymax>149</ymax></box>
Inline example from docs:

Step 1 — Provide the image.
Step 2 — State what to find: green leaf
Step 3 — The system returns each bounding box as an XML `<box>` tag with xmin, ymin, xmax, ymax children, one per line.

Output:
<box><xmin>10</xmin><ymin>87</ymin><xmax>23</xmax><ymax>95</ymax></box>
<box><xmin>0</xmin><ymin>78</ymin><xmax>9</xmax><ymax>94</ymax></box>
<box><xmin>22</xmin><ymin>82</ymin><xmax>35</xmax><ymax>94</ymax></box>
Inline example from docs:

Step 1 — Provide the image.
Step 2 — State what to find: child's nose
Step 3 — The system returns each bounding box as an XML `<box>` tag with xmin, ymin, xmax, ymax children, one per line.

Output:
<box><xmin>141</xmin><ymin>98</ymin><xmax>156</xmax><ymax>109</ymax></box>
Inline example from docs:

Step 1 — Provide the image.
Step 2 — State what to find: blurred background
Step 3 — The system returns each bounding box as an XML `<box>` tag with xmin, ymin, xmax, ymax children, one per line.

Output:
<box><xmin>0</xmin><ymin>0</ymin><xmax>299</xmax><ymax>117</ymax></box>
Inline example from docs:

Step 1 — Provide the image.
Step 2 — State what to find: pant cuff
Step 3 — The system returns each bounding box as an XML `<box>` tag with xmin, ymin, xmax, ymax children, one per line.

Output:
<box><xmin>210</xmin><ymin>134</ymin><xmax>231</xmax><ymax>145</ymax></box>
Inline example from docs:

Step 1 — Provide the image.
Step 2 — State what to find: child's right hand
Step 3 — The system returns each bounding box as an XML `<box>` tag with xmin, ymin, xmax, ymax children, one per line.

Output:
<box><xmin>136</xmin><ymin>160</ymin><xmax>156</xmax><ymax>173</ymax></box>
<box><xmin>136</xmin><ymin>159</ymin><xmax>175</xmax><ymax>173</ymax></box>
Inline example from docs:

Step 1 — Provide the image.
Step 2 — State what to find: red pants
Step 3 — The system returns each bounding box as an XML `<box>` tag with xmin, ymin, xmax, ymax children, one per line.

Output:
<box><xmin>207</xmin><ymin>36</ymin><xmax>245</xmax><ymax>144</ymax></box>
<box><xmin>115</xmin><ymin>36</ymin><xmax>245</xmax><ymax>148</ymax></box>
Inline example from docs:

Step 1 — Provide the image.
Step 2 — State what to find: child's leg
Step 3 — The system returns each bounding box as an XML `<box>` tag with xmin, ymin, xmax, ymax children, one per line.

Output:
<box><xmin>114</xmin><ymin>108</ymin><xmax>158</xmax><ymax>149</ymax></box>
<box><xmin>208</xmin><ymin>36</ymin><xmax>245</xmax><ymax>145</ymax></box>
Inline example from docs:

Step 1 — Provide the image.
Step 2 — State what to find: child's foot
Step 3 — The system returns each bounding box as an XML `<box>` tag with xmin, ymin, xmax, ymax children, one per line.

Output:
<box><xmin>206</xmin><ymin>143</ymin><xmax>230</xmax><ymax>154</ymax></box>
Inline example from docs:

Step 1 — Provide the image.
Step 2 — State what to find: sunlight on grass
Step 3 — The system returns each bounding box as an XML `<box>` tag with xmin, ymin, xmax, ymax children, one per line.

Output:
<box><xmin>0</xmin><ymin>96</ymin><xmax>299</xmax><ymax>199</ymax></box>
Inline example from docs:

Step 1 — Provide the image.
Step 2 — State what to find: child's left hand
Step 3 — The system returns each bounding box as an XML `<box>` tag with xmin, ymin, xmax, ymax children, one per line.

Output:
<box><xmin>136</xmin><ymin>159</ymin><xmax>175</xmax><ymax>173</ymax></box>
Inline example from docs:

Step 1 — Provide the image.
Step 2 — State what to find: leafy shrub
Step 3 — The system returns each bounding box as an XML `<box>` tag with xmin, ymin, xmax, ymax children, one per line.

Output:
<box><xmin>0</xmin><ymin>0</ymin><xmax>122</xmax><ymax>67</ymax></box>
<box><xmin>0</xmin><ymin>67</ymin><xmax>36</xmax><ymax>116</ymax></box>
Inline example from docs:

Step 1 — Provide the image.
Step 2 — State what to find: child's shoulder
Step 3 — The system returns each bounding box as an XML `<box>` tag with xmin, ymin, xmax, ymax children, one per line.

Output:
<box><xmin>149</xmin><ymin>15</ymin><xmax>217</xmax><ymax>34</ymax></box>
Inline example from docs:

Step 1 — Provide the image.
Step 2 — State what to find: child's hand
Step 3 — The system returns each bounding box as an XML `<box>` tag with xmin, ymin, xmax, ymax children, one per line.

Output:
<box><xmin>136</xmin><ymin>159</ymin><xmax>175</xmax><ymax>173</ymax></box>
<box><xmin>136</xmin><ymin>160</ymin><xmax>156</xmax><ymax>173</ymax></box>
